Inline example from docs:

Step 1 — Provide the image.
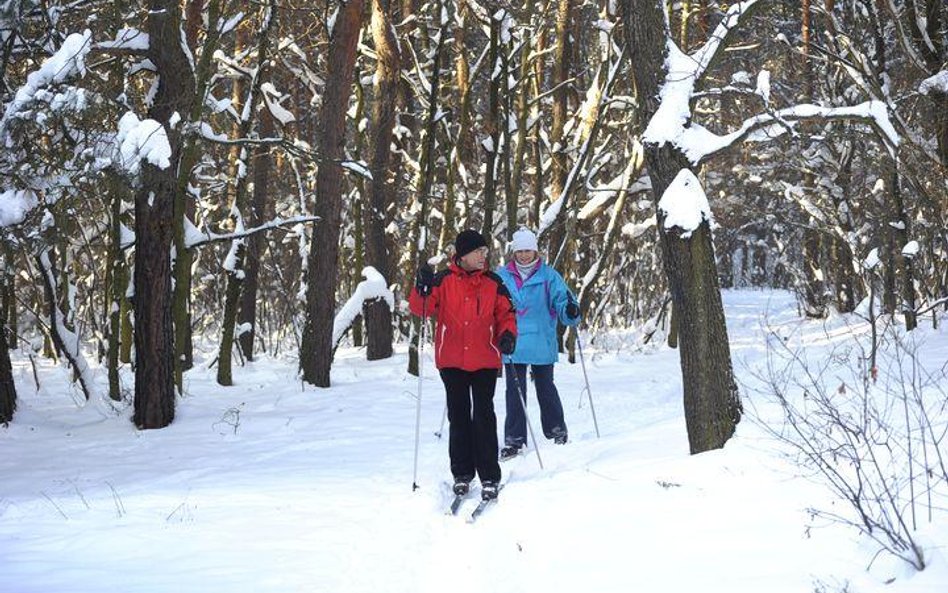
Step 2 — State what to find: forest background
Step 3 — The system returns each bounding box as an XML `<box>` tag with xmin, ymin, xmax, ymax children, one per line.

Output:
<box><xmin>0</xmin><ymin>0</ymin><xmax>945</xmax><ymax>457</ymax></box>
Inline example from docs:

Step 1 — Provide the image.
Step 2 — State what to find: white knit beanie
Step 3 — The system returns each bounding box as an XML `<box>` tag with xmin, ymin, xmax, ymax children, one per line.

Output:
<box><xmin>510</xmin><ymin>228</ymin><xmax>538</xmax><ymax>252</ymax></box>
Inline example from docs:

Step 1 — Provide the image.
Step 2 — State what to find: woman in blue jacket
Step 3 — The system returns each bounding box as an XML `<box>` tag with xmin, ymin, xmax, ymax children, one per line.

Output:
<box><xmin>496</xmin><ymin>228</ymin><xmax>580</xmax><ymax>459</ymax></box>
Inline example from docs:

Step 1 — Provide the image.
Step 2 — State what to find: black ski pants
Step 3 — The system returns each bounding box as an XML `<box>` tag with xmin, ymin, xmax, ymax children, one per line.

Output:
<box><xmin>439</xmin><ymin>367</ymin><xmax>502</xmax><ymax>484</ymax></box>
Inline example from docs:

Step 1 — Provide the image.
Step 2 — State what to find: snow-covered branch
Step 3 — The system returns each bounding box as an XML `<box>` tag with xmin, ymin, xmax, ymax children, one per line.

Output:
<box><xmin>685</xmin><ymin>100</ymin><xmax>900</xmax><ymax>164</ymax></box>
<box><xmin>36</xmin><ymin>249</ymin><xmax>106</xmax><ymax>409</ymax></box>
<box><xmin>184</xmin><ymin>215</ymin><xmax>320</xmax><ymax>249</ymax></box>
<box><xmin>332</xmin><ymin>267</ymin><xmax>394</xmax><ymax>347</ymax></box>
<box><xmin>690</xmin><ymin>0</ymin><xmax>762</xmax><ymax>81</ymax></box>
<box><xmin>642</xmin><ymin>1</ymin><xmax>761</xmax><ymax>149</ymax></box>
<box><xmin>0</xmin><ymin>30</ymin><xmax>92</xmax><ymax>144</ymax></box>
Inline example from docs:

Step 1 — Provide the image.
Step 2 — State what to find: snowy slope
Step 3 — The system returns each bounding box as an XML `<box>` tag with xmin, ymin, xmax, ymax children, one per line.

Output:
<box><xmin>0</xmin><ymin>290</ymin><xmax>945</xmax><ymax>593</ymax></box>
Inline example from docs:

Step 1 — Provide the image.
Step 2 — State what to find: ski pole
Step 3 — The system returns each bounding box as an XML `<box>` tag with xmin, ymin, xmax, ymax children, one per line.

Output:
<box><xmin>412</xmin><ymin>297</ymin><xmax>427</xmax><ymax>491</ymax></box>
<box><xmin>575</xmin><ymin>329</ymin><xmax>600</xmax><ymax>438</ymax></box>
<box><xmin>508</xmin><ymin>361</ymin><xmax>544</xmax><ymax>470</ymax></box>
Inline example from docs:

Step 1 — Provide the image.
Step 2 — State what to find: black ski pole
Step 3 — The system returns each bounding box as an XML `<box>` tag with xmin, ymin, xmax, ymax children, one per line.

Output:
<box><xmin>508</xmin><ymin>362</ymin><xmax>544</xmax><ymax>470</ymax></box>
<box><xmin>575</xmin><ymin>329</ymin><xmax>600</xmax><ymax>438</ymax></box>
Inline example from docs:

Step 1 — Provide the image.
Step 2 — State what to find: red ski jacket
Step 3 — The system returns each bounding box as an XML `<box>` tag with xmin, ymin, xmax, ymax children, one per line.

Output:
<box><xmin>409</xmin><ymin>262</ymin><xmax>517</xmax><ymax>371</ymax></box>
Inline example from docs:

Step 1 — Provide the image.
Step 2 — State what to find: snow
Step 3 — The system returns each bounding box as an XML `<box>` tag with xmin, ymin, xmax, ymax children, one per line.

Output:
<box><xmin>0</xmin><ymin>188</ymin><xmax>39</xmax><ymax>227</ymax></box>
<box><xmin>1</xmin><ymin>30</ymin><xmax>92</xmax><ymax>143</ymax></box>
<box><xmin>755</xmin><ymin>69</ymin><xmax>771</xmax><ymax>104</ymax></box>
<box><xmin>639</xmin><ymin>0</ymin><xmax>897</xmax><ymax>164</ymax></box>
<box><xmin>96</xmin><ymin>28</ymin><xmax>149</xmax><ymax>51</ymax></box>
<box><xmin>621</xmin><ymin>215</ymin><xmax>656</xmax><ymax>239</ymax></box>
<box><xmin>332</xmin><ymin>266</ymin><xmax>394</xmax><ymax>346</ymax></box>
<box><xmin>680</xmin><ymin>101</ymin><xmax>898</xmax><ymax>163</ymax></box>
<box><xmin>217</xmin><ymin>11</ymin><xmax>245</xmax><ymax>36</ymax></box>
<box><xmin>657</xmin><ymin>169</ymin><xmax>713</xmax><ymax>238</ymax></box>
<box><xmin>36</xmin><ymin>250</ymin><xmax>108</xmax><ymax>412</ymax></box>
<box><xmin>863</xmin><ymin>247</ymin><xmax>880</xmax><ymax>270</ymax></box>
<box><xmin>919</xmin><ymin>70</ymin><xmax>948</xmax><ymax>96</ymax></box>
<box><xmin>115</xmin><ymin>112</ymin><xmax>172</xmax><ymax>174</ymax></box>
<box><xmin>261</xmin><ymin>82</ymin><xmax>296</xmax><ymax>126</ymax></box>
<box><xmin>901</xmin><ymin>240</ymin><xmax>920</xmax><ymax>258</ymax></box>
<box><xmin>1</xmin><ymin>292</ymin><xmax>947</xmax><ymax>592</ymax></box>
<box><xmin>341</xmin><ymin>160</ymin><xmax>373</xmax><ymax>180</ymax></box>
<box><xmin>642</xmin><ymin>1</ymin><xmax>761</xmax><ymax>150</ymax></box>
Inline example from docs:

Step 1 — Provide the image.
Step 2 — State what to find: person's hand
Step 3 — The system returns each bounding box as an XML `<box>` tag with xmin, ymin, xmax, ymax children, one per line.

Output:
<box><xmin>498</xmin><ymin>331</ymin><xmax>516</xmax><ymax>355</ymax></box>
<box><xmin>415</xmin><ymin>264</ymin><xmax>434</xmax><ymax>296</ymax></box>
<box><xmin>566</xmin><ymin>298</ymin><xmax>580</xmax><ymax>319</ymax></box>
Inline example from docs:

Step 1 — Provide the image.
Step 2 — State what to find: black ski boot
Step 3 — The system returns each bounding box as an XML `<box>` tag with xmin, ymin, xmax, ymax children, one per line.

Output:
<box><xmin>499</xmin><ymin>444</ymin><xmax>522</xmax><ymax>461</ymax></box>
<box><xmin>453</xmin><ymin>476</ymin><xmax>472</xmax><ymax>496</ymax></box>
<box><xmin>481</xmin><ymin>481</ymin><xmax>499</xmax><ymax>501</ymax></box>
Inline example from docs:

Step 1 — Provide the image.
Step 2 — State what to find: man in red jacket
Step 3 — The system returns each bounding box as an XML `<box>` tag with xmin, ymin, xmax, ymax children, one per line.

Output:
<box><xmin>409</xmin><ymin>230</ymin><xmax>517</xmax><ymax>501</ymax></box>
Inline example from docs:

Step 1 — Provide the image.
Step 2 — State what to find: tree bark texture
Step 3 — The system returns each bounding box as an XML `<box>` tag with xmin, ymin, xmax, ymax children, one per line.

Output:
<box><xmin>300</xmin><ymin>0</ymin><xmax>363</xmax><ymax>386</ymax></box>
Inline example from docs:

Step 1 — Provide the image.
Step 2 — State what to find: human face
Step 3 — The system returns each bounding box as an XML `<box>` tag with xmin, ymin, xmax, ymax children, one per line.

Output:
<box><xmin>514</xmin><ymin>249</ymin><xmax>538</xmax><ymax>265</ymax></box>
<box><xmin>459</xmin><ymin>246</ymin><xmax>489</xmax><ymax>271</ymax></box>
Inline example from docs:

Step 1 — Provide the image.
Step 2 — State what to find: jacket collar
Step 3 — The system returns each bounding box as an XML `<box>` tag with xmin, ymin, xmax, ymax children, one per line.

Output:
<box><xmin>505</xmin><ymin>258</ymin><xmax>545</xmax><ymax>284</ymax></box>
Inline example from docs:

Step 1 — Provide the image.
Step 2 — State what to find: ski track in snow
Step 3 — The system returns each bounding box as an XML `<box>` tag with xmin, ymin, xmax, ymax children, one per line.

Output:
<box><xmin>0</xmin><ymin>290</ymin><xmax>946</xmax><ymax>593</ymax></box>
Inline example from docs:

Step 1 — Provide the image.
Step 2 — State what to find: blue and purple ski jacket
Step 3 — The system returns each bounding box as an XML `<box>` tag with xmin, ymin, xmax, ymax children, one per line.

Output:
<box><xmin>495</xmin><ymin>259</ymin><xmax>579</xmax><ymax>365</ymax></box>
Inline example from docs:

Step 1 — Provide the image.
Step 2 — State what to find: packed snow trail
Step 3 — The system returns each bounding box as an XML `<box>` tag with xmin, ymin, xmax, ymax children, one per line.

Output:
<box><xmin>1</xmin><ymin>291</ymin><xmax>946</xmax><ymax>593</ymax></box>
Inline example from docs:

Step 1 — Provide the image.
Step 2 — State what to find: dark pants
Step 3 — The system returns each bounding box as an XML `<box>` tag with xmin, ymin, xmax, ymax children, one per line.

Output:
<box><xmin>504</xmin><ymin>363</ymin><xmax>567</xmax><ymax>446</ymax></box>
<box><xmin>440</xmin><ymin>368</ymin><xmax>502</xmax><ymax>483</ymax></box>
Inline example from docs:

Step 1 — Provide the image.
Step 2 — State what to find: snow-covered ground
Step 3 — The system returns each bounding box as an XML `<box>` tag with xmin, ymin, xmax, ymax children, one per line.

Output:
<box><xmin>1</xmin><ymin>290</ymin><xmax>945</xmax><ymax>593</ymax></box>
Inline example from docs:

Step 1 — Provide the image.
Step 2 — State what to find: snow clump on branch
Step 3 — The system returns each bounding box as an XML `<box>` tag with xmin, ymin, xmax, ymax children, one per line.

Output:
<box><xmin>658</xmin><ymin>169</ymin><xmax>714</xmax><ymax>239</ymax></box>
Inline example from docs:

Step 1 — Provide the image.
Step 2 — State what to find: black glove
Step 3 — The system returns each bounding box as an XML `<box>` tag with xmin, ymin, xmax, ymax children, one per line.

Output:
<box><xmin>498</xmin><ymin>331</ymin><xmax>516</xmax><ymax>355</ymax></box>
<box><xmin>415</xmin><ymin>264</ymin><xmax>434</xmax><ymax>296</ymax></box>
<box><xmin>566</xmin><ymin>298</ymin><xmax>580</xmax><ymax>319</ymax></box>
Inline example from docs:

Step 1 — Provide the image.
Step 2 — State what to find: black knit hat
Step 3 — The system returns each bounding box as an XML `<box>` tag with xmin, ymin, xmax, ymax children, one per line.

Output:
<box><xmin>454</xmin><ymin>229</ymin><xmax>488</xmax><ymax>258</ymax></box>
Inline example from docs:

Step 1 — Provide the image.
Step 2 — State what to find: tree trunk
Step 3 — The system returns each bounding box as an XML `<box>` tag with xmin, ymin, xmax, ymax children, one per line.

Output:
<box><xmin>407</xmin><ymin>0</ymin><xmax>445</xmax><ymax>376</ymax></box>
<box><xmin>363</xmin><ymin>0</ymin><xmax>399</xmax><ymax>361</ymax></box>
<box><xmin>352</xmin><ymin>69</ymin><xmax>368</xmax><ymax>347</ymax></box>
<box><xmin>481</xmin><ymin>13</ymin><xmax>501</xmax><ymax>240</ymax></box>
<box><xmin>546</xmin><ymin>0</ymin><xmax>572</xmax><ymax>258</ymax></box>
<box><xmin>0</xmin><ymin>324</ymin><xmax>14</xmax><ymax>424</ymax></box>
<box><xmin>107</xmin><ymin>175</ymin><xmax>129</xmax><ymax>401</ymax></box>
<box><xmin>622</xmin><ymin>0</ymin><xmax>741</xmax><ymax>454</ymax></box>
<box><xmin>800</xmin><ymin>0</ymin><xmax>828</xmax><ymax>318</ymax></box>
<box><xmin>509</xmin><ymin>0</ymin><xmax>537</xmax><ymax>225</ymax></box>
<box><xmin>648</xmin><ymin>147</ymin><xmax>742</xmax><ymax>453</ymax></box>
<box><xmin>173</xmin><ymin>0</ymin><xmax>227</xmax><ymax>390</ymax></box>
<box><xmin>299</xmin><ymin>0</ymin><xmax>363</xmax><ymax>386</ymax></box>
<box><xmin>890</xmin><ymin>166</ymin><xmax>917</xmax><ymax>329</ymax></box>
<box><xmin>440</xmin><ymin>0</ymin><xmax>474</xmax><ymax>251</ymax></box>
<box><xmin>0</xmin><ymin>251</ymin><xmax>15</xmax><ymax>423</ymax></box>
<box><xmin>217</xmin><ymin>2</ymin><xmax>276</xmax><ymax>385</ymax></box>
<box><xmin>238</xmin><ymin>107</ymin><xmax>274</xmax><ymax>361</ymax></box>
<box><xmin>134</xmin><ymin>0</ymin><xmax>196</xmax><ymax>429</ymax></box>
